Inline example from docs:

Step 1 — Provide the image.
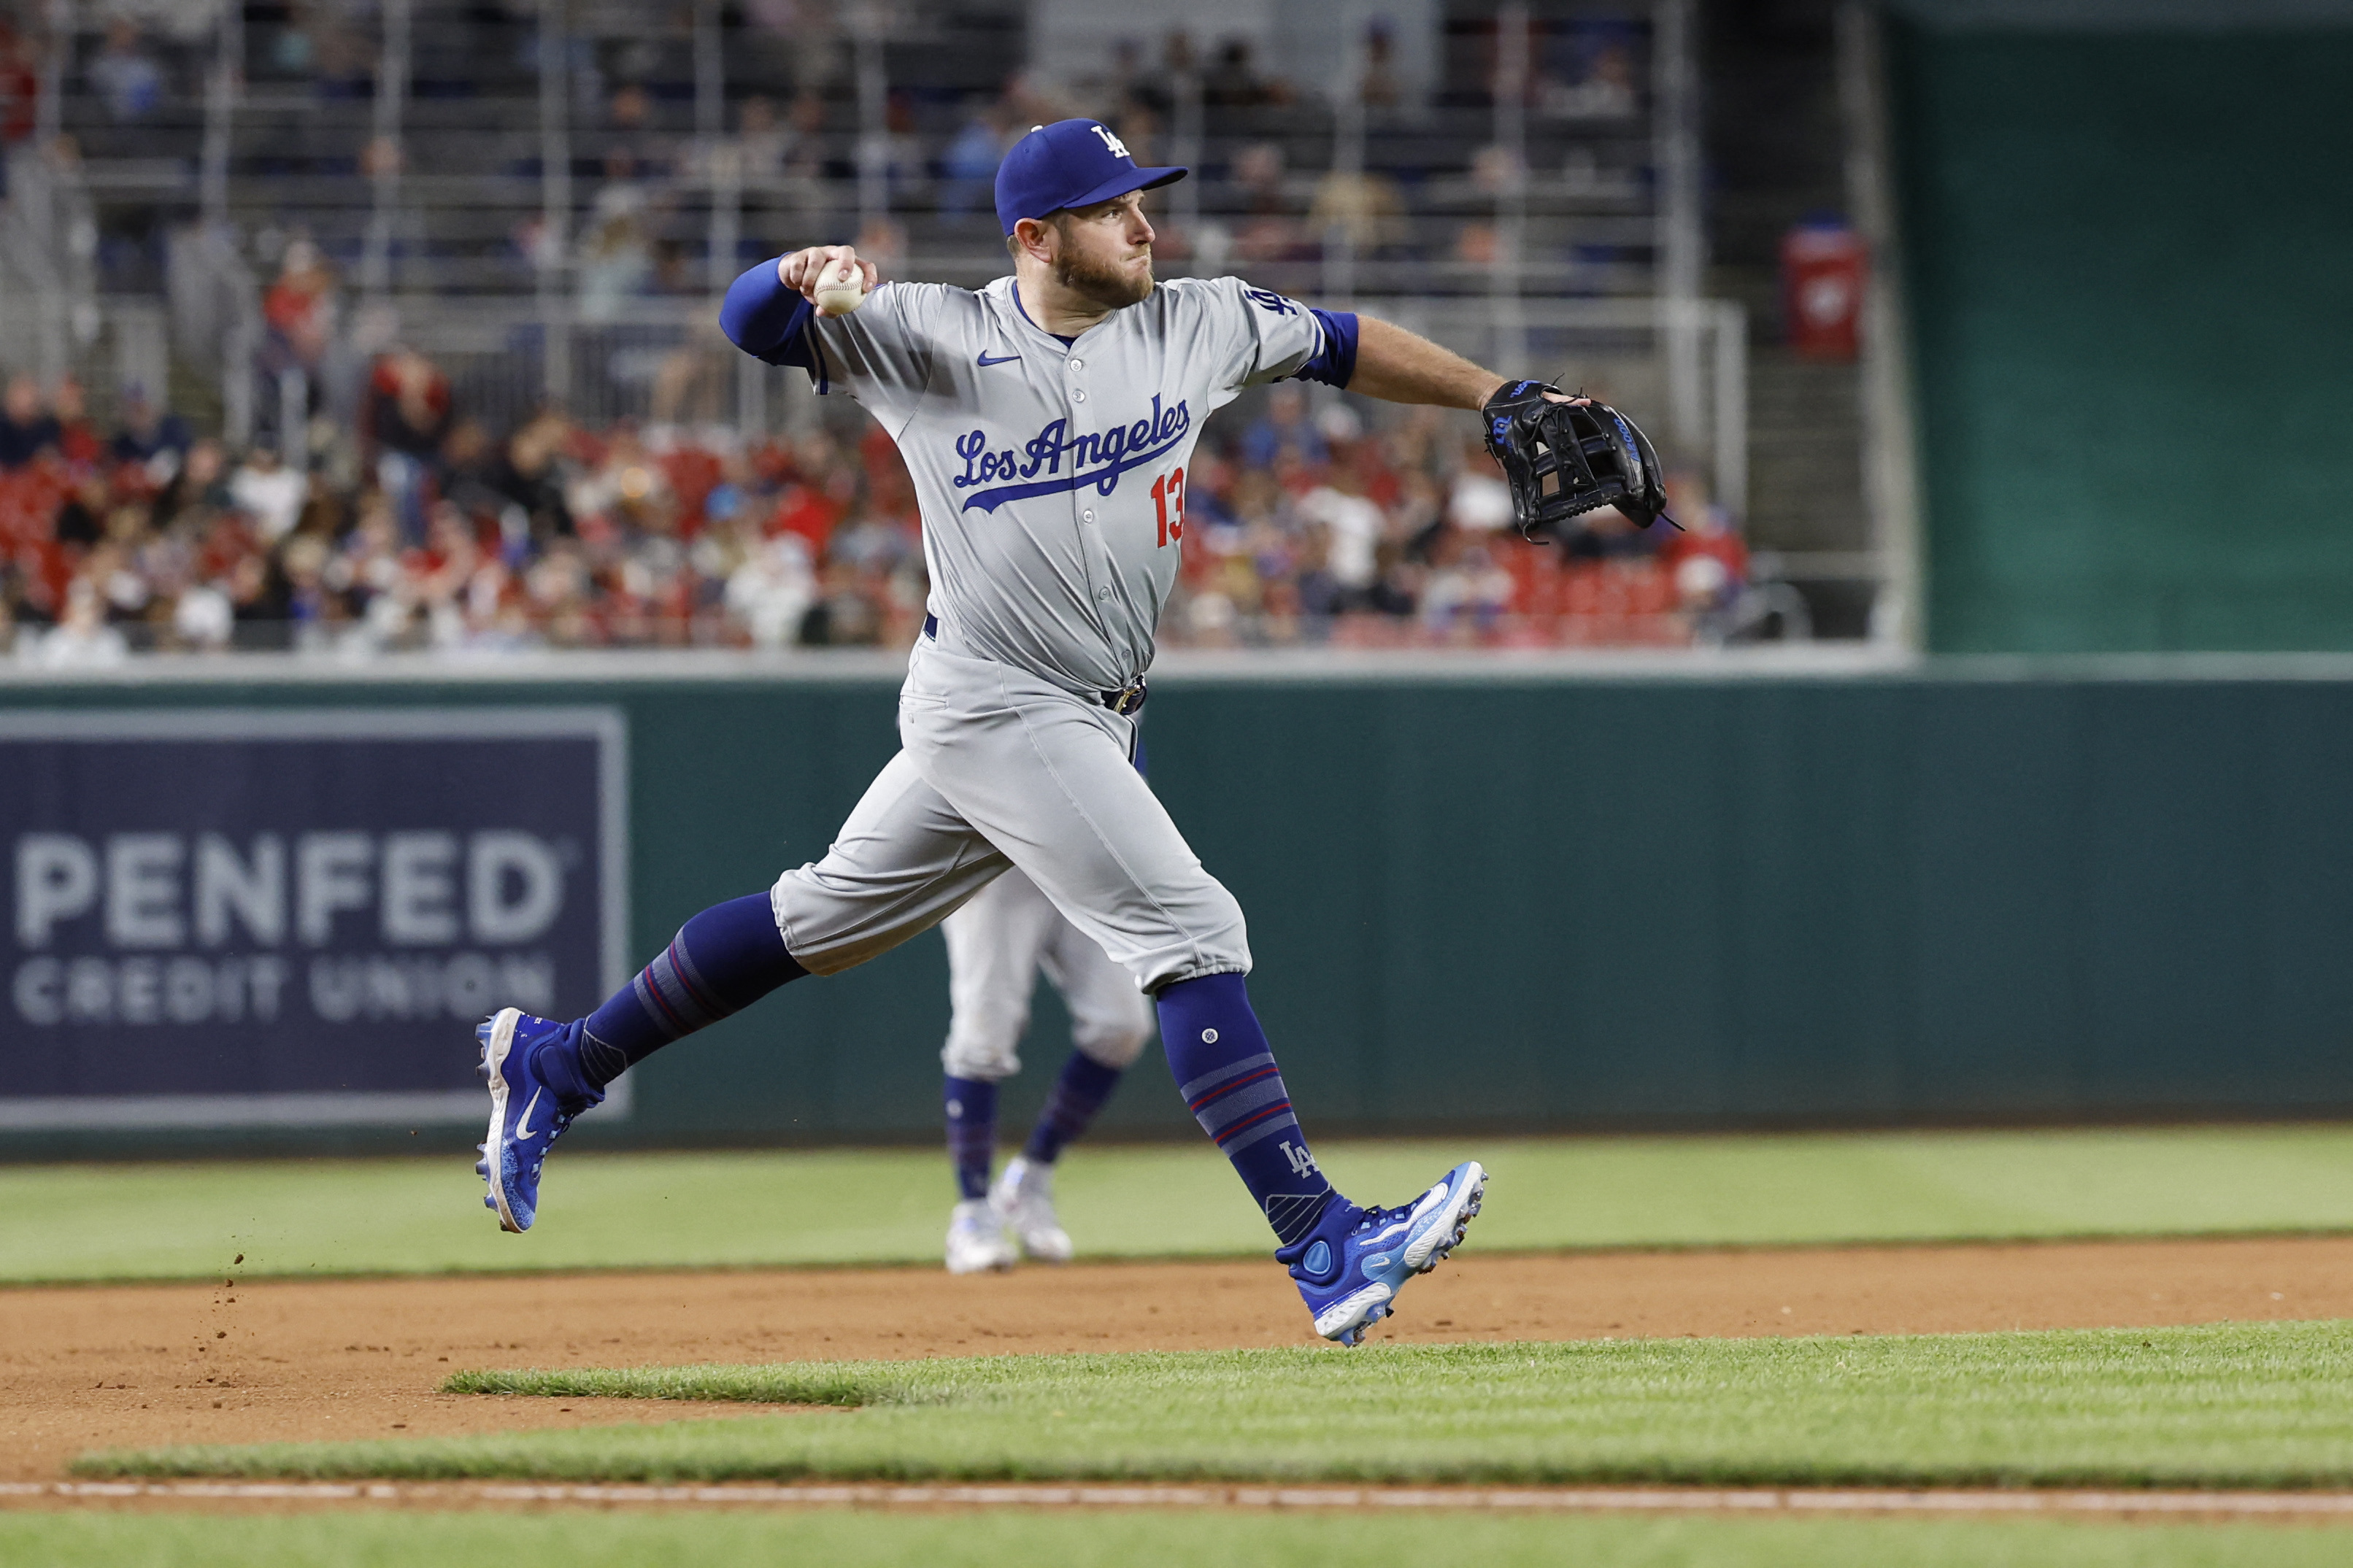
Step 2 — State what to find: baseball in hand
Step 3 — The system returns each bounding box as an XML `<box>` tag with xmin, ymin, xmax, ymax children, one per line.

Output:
<box><xmin>813</xmin><ymin>257</ymin><xmax>867</xmax><ymax>315</ymax></box>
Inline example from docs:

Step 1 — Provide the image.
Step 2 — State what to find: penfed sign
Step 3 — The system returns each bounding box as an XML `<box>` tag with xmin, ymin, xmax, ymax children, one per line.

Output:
<box><xmin>0</xmin><ymin>709</ymin><xmax>627</xmax><ymax>1130</ymax></box>
<box><xmin>12</xmin><ymin>830</ymin><xmax>574</xmax><ymax>1027</ymax></box>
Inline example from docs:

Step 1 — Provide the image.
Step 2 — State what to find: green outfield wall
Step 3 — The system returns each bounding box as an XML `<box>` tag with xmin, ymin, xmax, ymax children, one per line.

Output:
<box><xmin>4</xmin><ymin>659</ymin><xmax>2350</xmax><ymax>1158</ymax></box>
<box><xmin>1887</xmin><ymin>8</ymin><xmax>2353</xmax><ymax>652</ymax></box>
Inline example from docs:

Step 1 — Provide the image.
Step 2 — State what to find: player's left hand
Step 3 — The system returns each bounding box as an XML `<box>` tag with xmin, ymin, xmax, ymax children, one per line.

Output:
<box><xmin>1477</xmin><ymin>379</ymin><xmax>1590</xmax><ymax>412</ymax></box>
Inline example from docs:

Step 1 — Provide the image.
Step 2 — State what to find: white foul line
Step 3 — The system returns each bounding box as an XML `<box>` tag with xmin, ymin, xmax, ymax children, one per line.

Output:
<box><xmin>7</xmin><ymin>1480</ymin><xmax>2353</xmax><ymax>1518</ymax></box>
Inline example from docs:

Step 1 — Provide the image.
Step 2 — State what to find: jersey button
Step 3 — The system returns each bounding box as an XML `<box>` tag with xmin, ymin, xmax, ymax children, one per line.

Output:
<box><xmin>1072</xmin><ymin>389</ymin><xmax>1087</xmax><ymax>402</ymax></box>
<box><xmin>1082</xmin><ymin>509</ymin><xmax>1095</xmax><ymax>522</ymax></box>
<box><xmin>1095</xmin><ymin>585</ymin><xmax>1113</xmax><ymax>602</ymax></box>
<box><xmin>1069</xmin><ymin>358</ymin><xmax>1083</xmax><ymax>370</ymax></box>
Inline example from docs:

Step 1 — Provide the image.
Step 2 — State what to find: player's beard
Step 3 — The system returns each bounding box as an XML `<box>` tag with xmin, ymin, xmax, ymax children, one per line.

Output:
<box><xmin>1055</xmin><ymin>244</ymin><xmax>1153</xmax><ymax>308</ymax></box>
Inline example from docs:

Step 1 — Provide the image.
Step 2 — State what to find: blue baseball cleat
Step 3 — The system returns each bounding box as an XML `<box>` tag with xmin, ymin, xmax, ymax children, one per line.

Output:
<box><xmin>476</xmin><ymin>1007</ymin><xmax>599</xmax><ymax>1233</ymax></box>
<box><xmin>1277</xmin><ymin>1160</ymin><xmax>1487</xmax><ymax>1346</ymax></box>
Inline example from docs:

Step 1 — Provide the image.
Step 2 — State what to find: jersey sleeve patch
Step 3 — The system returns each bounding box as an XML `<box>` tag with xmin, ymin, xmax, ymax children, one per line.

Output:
<box><xmin>1223</xmin><ymin>278</ymin><xmax>1328</xmax><ymax>390</ymax></box>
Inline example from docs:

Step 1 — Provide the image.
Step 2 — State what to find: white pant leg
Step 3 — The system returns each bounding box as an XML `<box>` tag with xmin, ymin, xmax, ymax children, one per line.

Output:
<box><xmin>768</xmin><ymin>748</ymin><xmax>1009</xmax><ymax>976</ymax></box>
<box><xmin>899</xmin><ymin>641</ymin><xmax>1251</xmax><ymax>992</ymax></box>
<box><xmin>939</xmin><ymin>867</ymin><xmax>1063</xmax><ymax>1081</ymax></box>
<box><xmin>1038</xmin><ymin>896</ymin><xmax>1158</xmax><ymax>1070</ymax></box>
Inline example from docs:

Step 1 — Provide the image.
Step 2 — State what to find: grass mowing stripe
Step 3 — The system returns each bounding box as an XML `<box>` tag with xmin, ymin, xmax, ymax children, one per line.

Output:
<box><xmin>439</xmin><ymin>1365</ymin><xmax>925</xmax><ymax>1407</ymax></box>
<box><xmin>14</xmin><ymin>1125</ymin><xmax>2353</xmax><ymax>1283</ymax></box>
<box><xmin>7</xmin><ymin>1507</ymin><xmax>2348</xmax><ymax>1568</ymax></box>
<box><xmin>80</xmin><ymin>1321</ymin><xmax>2353</xmax><ymax>1491</ymax></box>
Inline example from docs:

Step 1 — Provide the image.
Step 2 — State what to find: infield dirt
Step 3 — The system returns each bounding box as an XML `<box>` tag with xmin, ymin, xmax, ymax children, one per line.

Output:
<box><xmin>7</xmin><ymin>1236</ymin><xmax>2353</xmax><ymax>1483</ymax></box>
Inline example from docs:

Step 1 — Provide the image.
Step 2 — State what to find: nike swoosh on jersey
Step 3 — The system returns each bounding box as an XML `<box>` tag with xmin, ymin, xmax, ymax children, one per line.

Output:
<box><xmin>977</xmin><ymin>352</ymin><xmax>1020</xmax><ymax>366</ymax></box>
<box><xmin>515</xmin><ymin>1086</ymin><xmax>544</xmax><ymax>1140</ymax></box>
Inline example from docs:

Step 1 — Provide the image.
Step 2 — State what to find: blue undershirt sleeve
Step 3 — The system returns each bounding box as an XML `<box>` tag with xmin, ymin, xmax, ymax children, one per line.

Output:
<box><xmin>720</xmin><ymin>259</ymin><xmax>818</xmax><ymax>371</ymax></box>
<box><xmin>1291</xmin><ymin>309</ymin><xmax>1361</xmax><ymax>390</ymax></box>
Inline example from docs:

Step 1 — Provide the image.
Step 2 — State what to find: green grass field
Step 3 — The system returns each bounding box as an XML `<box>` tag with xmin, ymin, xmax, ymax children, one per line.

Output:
<box><xmin>80</xmin><ymin>1321</ymin><xmax>2353</xmax><ymax>1491</ymax></box>
<box><xmin>29</xmin><ymin>1128</ymin><xmax>2353</xmax><ymax>1559</ymax></box>
<box><xmin>10</xmin><ymin>1124</ymin><xmax>2353</xmax><ymax>1283</ymax></box>
<box><xmin>2</xmin><ymin>1508</ymin><xmax>2341</xmax><ymax>1568</ymax></box>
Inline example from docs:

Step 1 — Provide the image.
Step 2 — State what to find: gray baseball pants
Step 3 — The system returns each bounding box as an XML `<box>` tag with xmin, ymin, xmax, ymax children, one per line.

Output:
<box><xmin>768</xmin><ymin>638</ymin><xmax>1251</xmax><ymax>992</ymax></box>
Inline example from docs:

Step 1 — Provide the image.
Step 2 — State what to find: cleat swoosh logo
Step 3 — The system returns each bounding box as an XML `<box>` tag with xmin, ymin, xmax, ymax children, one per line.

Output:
<box><xmin>515</xmin><ymin>1086</ymin><xmax>544</xmax><ymax>1140</ymax></box>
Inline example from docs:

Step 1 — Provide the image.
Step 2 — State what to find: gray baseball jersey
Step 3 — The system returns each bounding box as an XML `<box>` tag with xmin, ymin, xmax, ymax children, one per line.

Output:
<box><xmin>802</xmin><ymin>275</ymin><xmax>1329</xmax><ymax>692</ymax></box>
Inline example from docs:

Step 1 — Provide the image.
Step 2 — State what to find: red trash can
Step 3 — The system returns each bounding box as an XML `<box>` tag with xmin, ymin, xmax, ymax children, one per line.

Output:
<box><xmin>1781</xmin><ymin>218</ymin><xmax>1866</xmax><ymax>360</ymax></box>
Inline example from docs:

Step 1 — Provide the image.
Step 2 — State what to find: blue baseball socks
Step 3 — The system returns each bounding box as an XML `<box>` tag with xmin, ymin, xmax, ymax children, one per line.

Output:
<box><xmin>1023</xmin><ymin>1050</ymin><xmax>1125</xmax><ymax>1164</ymax></box>
<box><xmin>1156</xmin><ymin>972</ymin><xmax>1336</xmax><ymax>1247</ymax></box>
<box><xmin>534</xmin><ymin>892</ymin><xmax>807</xmax><ymax>1108</ymax></box>
<box><xmin>944</xmin><ymin>1051</ymin><xmax>1126</xmax><ymax>1197</ymax></box>
<box><xmin>944</xmin><ymin>1075</ymin><xmax>999</xmax><ymax>1200</ymax></box>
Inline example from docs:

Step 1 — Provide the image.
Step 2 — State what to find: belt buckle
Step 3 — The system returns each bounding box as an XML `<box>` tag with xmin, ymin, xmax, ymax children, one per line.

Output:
<box><xmin>1106</xmin><ymin>681</ymin><xmax>1145</xmax><ymax>716</ymax></box>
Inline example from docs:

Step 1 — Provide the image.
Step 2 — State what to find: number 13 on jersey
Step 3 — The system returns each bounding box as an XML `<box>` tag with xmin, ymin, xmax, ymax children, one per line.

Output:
<box><xmin>1150</xmin><ymin>466</ymin><xmax>1186</xmax><ymax>549</ymax></box>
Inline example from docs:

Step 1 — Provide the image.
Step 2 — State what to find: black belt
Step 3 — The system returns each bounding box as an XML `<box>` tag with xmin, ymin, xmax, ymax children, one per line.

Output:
<box><xmin>923</xmin><ymin>614</ymin><xmax>1147</xmax><ymax>717</ymax></box>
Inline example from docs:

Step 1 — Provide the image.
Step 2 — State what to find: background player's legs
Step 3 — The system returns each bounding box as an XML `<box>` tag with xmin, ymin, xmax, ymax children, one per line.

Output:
<box><xmin>937</xmin><ymin>871</ymin><xmax>1060</xmax><ymax>1272</ymax></box>
<box><xmin>939</xmin><ymin>870</ymin><xmax>1058</xmax><ymax>1187</ymax></box>
<box><xmin>985</xmin><ymin>885</ymin><xmax>1158</xmax><ymax>1261</ymax></box>
<box><xmin>1019</xmin><ymin>904</ymin><xmax>1155</xmax><ymax>1168</ymax></box>
<box><xmin>942</xmin><ymin>1078</ymin><xmax>998</xmax><ymax>1203</ymax></box>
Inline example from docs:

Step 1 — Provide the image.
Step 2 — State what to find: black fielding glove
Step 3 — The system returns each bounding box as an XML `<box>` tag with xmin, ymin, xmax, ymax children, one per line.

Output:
<box><xmin>1480</xmin><ymin>380</ymin><xmax>1676</xmax><ymax>540</ymax></box>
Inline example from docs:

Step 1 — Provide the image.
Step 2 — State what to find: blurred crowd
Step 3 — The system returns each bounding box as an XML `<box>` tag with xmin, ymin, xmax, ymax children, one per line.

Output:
<box><xmin>0</xmin><ymin>6</ymin><xmax>1780</xmax><ymax>665</ymax></box>
<box><xmin>0</xmin><ymin>360</ymin><xmax>1765</xmax><ymax>666</ymax></box>
<box><xmin>1168</xmin><ymin>387</ymin><xmax>1751</xmax><ymax>650</ymax></box>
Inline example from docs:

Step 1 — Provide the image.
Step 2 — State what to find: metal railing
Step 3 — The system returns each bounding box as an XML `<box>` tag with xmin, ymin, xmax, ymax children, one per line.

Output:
<box><xmin>28</xmin><ymin>2</ymin><xmax>1698</xmax><ymax>301</ymax></box>
<box><xmin>0</xmin><ymin>142</ymin><xmax>169</xmax><ymax>423</ymax></box>
<box><xmin>163</xmin><ymin>222</ymin><xmax>262</xmax><ymax>444</ymax></box>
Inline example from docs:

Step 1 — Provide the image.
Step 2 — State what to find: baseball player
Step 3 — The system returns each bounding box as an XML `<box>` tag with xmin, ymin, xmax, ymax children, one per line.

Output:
<box><xmin>475</xmin><ymin>117</ymin><xmax>1545</xmax><ymax>1345</ymax></box>
<box><xmin>939</xmin><ymin>856</ymin><xmax>1155</xmax><ymax>1274</ymax></box>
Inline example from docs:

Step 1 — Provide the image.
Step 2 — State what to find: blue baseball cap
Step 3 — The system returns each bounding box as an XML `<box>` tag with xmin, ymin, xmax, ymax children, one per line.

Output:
<box><xmin>993</xmin><ymin>118</ymin><xmax>1186</xmax><ymax>237</ymax></box>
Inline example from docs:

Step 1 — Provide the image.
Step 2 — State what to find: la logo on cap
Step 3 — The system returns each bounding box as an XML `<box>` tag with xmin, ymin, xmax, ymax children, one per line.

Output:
<box><xmin>1092</xmin><ymin>124</ymin><xmax>1132</xmax><ymax>161</ymax></box>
